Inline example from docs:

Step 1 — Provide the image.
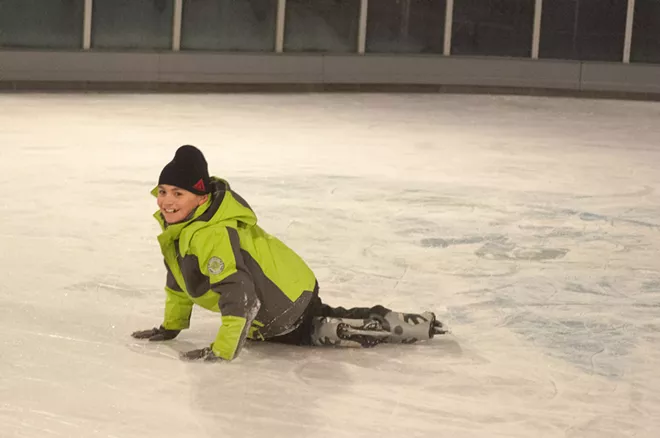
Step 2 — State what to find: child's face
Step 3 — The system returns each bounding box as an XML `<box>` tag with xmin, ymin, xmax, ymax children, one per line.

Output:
<box><xmin>157</xmin><ymin>184</ymin><xmax>208</xmax><ymax>224</ymax></box>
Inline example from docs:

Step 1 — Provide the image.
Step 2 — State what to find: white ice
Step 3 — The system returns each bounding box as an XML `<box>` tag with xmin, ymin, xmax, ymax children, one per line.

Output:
<box><xmin>0</xmin><ymin>92</ymin><xmax>659</xmax><ymax>438</ymax></box>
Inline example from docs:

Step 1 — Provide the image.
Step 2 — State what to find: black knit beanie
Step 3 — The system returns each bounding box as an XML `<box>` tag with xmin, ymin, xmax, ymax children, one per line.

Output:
<box><xmin>158</xmin><ymin>145</ymin><xmax>210</xmax><ymax>195</ymax></box>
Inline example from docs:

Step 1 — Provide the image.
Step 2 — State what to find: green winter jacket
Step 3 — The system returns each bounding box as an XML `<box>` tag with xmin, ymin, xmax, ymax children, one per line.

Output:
<box><xmin>153</xmin><ymin>177</ymin><xmax>318</xmax><ymax>360</ymax></box>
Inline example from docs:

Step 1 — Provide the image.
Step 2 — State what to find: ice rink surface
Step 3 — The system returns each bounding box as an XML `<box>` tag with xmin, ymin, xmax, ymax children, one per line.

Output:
<box><xmin>0</xmin><ymin>92</ymin><xmax>659</xmax><ymax>438</ymax></box>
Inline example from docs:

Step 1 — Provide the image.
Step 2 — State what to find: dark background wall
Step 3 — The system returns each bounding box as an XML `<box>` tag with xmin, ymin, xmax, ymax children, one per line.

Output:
<box><xmin>0</xmin><ymin>0</ymin><xmax>659</xmax><ymax>97</ymax></box>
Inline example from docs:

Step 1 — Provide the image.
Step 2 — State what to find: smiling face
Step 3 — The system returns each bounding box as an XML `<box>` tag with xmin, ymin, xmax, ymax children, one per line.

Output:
<box><xmin>157</xmin><ymin>184</ymin><xmax>208</xmax><ymax>224</ymax></box>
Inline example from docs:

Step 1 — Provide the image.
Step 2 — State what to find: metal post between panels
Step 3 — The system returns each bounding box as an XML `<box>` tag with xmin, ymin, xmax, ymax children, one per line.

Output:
<box><xmin>276</xmin><ymin>0</ymin><xmax>286</xmax><ymax>53</ymax></box>
<box><xmin>532</xmin><ymin>0</ymin><xmax>543</xmax><ymax>59</ymax></box>
<box><xmin>443</xmin><ymin>0</ymin><xmax>454</xmax><ymax>56</ymax></box>
<box><xmin>358</xmin><ymin>0</ymin><xmax>368</xmax><ymax>54</ymax></box>
<box><xmin>83</xmin><ymin>0</ymin><xmax>92</xmax><ymax>49</ymax></box>
<box><xmin>172</xmin><ymin>0</ymin><xmax>183</xmax><ymax>51</ymax></box>
<box><xmin>623</xmin><ymin>0</ymin><xmax>636</xmax><ymax>63</ymax></box>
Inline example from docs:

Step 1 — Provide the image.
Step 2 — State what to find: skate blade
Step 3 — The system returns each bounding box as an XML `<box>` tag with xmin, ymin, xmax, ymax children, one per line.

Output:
<box><xmin>433</xmin><ymin>322</ymin><xmax>451</xmax><ymax>335</ymax></box>
<box><xmin>341</xmin><ymin>327</ymin><xmax>391</xmax><ymax>338</ymax></box>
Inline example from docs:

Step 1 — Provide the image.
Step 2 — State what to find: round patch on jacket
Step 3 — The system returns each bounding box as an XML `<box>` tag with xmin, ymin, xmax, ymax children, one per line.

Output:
<box><xmin>207</xmin><ymin>257</ymin><xmax>225</xmax><ymax>275</ymax></box>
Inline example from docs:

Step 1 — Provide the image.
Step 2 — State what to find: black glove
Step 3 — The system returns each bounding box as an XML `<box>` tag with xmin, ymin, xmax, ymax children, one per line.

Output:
<box><xmin>131</xmin><ymin>325</ymin><xmax>181</xmax><ymax>341</ymax></box>
<box><xmin>180</xmin><ymin>347</ymin><xmax>221</xmax><ymax>362</ymax></box>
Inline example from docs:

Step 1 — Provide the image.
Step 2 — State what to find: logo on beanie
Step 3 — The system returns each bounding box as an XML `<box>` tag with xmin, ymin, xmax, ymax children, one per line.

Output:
<box><xmin>193</xmin><ymin>179</ymin><xmax>206</xmax><ymax>192</ymax></box>
<box><xmin>207</xmin><ymin>257</ymin><xmax>225</xmax><ymax>275</ymax></box>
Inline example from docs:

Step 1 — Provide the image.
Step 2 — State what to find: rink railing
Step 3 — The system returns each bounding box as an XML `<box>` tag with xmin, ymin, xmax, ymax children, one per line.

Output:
<box><xmin>2</xmin><ymin>0</ymin><xmax>659</xmax><ymax>98</ymax></box>
<box><xmin>72</xmin><ymin>0</ymin><xmax>641</xmax><ymax>63</ymax></box>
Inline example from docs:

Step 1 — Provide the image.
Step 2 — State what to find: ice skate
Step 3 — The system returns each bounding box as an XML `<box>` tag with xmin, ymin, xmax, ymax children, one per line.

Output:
<box><xmin>371</xmin><ymin>311</ymin><xmax>449</xmax><ymax>344</ymax></box>
<box><xmin>311</xmin><ymin>317</ymin><xmax>390</xmax><ymax>348</ymax></box>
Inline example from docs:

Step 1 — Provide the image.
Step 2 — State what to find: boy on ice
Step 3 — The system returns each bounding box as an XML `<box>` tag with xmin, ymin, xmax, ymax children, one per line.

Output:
<box><xmin>131</xmin><ymin>145</ymin><xmax>447</xmax><ymax>361</ymax></box>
